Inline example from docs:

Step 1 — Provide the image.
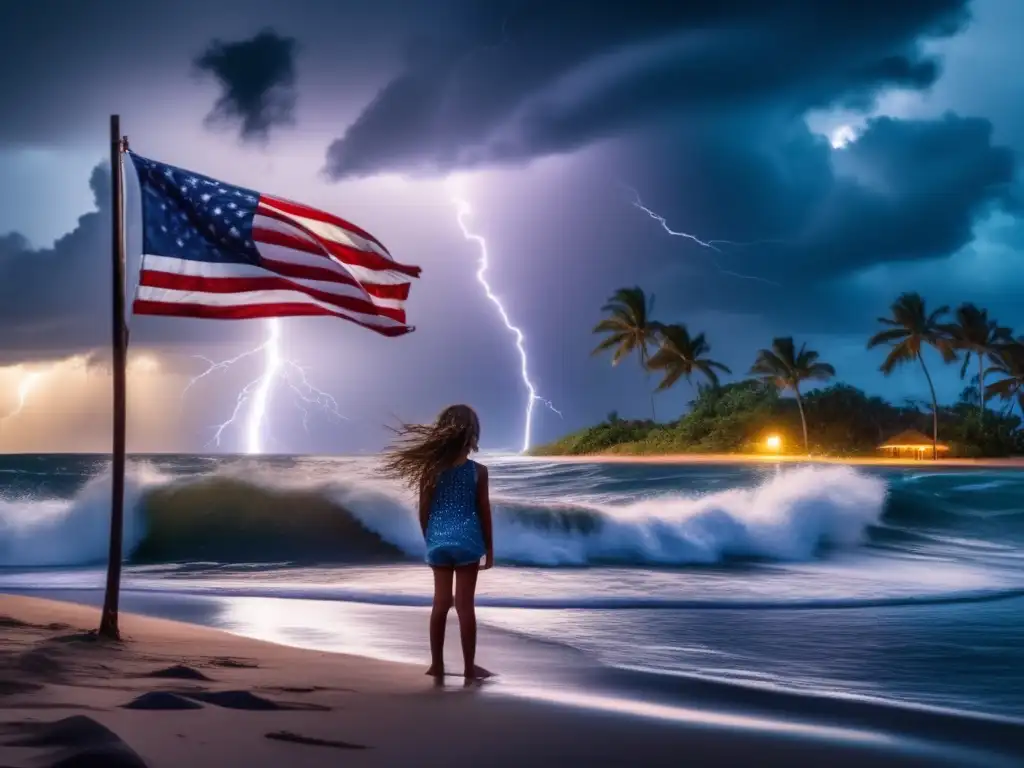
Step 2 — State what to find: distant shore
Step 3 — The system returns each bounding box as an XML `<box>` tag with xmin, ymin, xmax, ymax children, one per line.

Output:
<box><xmin>531</xmin><ymin>452</ymin><xmax>1024</xmax><ymax>468</ymax></box>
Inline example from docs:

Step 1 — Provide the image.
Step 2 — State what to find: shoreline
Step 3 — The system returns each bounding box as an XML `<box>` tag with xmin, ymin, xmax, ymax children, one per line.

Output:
<box><xmin>0</xmin><ymin>594</ymin><xmax>1015</xmax><ymax>767</ymax></box>
<box><xmin>1</xmin><ymin>594</ymin><xmax>1021</xmax><ymax>767</ymax></box>
<box><xmin>529</xmin><ymin>452</ymin><xmax>1024</xmax><ymax>467</ymax></box>
<box><xmin>7</xmin><ymin>450</ymin><xmax>1023</xmax><ymax>468</ymax></box>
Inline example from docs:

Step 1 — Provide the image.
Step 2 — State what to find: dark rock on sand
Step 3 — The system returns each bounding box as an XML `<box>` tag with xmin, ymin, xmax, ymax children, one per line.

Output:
<box><xmin>184</xmin><ymin>690</ymin><xmax>330</xmax><ymax>711</ymax></box>
<box><xmin>122</xmin><ymin>692</ymin><xmax>205</xmax><ymax>711</ymax></box>
<box><xmin>1</xmin><ymin>715</ymin><xmax>115</xmax><ymax>748</ymax></box>
<box><xmin>143</xmin><ymin>665</ymin><xmax>213</xmax><ymax>682</ymax></box>
<box><xmin>48</xmin><ymin>743</ymin><xmax>148</xmax><ymax>768</ymax></box>
<box><xmin>0</xmin><ymin>715</ymin><xmax>149</xmax><ymax>767</ymax></box>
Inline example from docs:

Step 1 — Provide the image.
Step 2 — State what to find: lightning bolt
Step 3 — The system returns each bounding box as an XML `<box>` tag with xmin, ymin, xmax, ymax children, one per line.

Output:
<box><xmin>623</xmin><ymin>185</ymin><xmax>782</xmax><ymax>287</ymax></box>
<box><xmin>0</xmin><ymin>370</ymin><xmax>44</xmax><ymax>427</ymax></box>
<box><xmin>450</xmin><ymin>194</ymin><xmax>561</xmax><ymax>453</ymax></box>
<box><xmin>182</xmin><ymin>318</ymin><xmax>346</xmax><ymax>453</ymax></box>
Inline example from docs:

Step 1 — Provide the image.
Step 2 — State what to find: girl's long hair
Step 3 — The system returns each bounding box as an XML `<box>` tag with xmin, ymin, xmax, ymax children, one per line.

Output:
<box><xmin>380</xmin><ymin>404</ymin><xmax>480</xmax><ymax>490</ymax></box>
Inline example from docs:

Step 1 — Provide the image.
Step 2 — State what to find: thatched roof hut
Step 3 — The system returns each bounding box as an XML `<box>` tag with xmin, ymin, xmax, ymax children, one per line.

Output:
<box><xmin>879</xmin><ymin>429</ymin><xmax>949</xmax><ymax>459</ymax></box>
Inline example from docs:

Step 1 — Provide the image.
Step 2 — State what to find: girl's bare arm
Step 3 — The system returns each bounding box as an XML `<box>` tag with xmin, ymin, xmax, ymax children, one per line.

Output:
<box><xmin>476</xmin><ymin>464</ymin><xmax>494</xmax><ymax>568</ymax></box>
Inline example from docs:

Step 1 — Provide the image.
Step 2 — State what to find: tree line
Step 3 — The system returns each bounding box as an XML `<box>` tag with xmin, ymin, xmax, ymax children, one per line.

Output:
<box><xmin>592</xmin><ymin>287</ymin><xmax>1024</xmax><ymax>458</ymax></box>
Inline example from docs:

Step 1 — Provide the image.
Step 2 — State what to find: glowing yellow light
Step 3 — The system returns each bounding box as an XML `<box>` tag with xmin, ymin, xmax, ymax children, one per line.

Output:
<box><xmin>765</xmin><ymin>434</ymin><xmax>782</xmax><ymax>451</ymax></box>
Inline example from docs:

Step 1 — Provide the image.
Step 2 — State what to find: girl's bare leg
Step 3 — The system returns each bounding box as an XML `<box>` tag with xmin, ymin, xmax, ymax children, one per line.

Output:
<box><xmin>454</xmin><ymin>564</ymin><xmax>491</xmax><ymax>678</ymax></box>
<box><xmin>427</xmin><ymin>567</ymin><xmax>454</xmax><ymax>676</ymax></box>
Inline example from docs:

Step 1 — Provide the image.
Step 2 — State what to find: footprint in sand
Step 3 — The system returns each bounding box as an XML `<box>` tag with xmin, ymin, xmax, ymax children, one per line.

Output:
<box><xmin>264</xmin><ymin>730</ymin><xmax>367</xmax><ymax>750</ymax></box>
<box><xmin>0</xmin><ymin>680</ymin><xmax>44</xmax><ymax>696</ymax></box>
<box><xmin>207</xmin><ymin>657</ymin><xmax>259</xmax><ymax>669</ymax></box>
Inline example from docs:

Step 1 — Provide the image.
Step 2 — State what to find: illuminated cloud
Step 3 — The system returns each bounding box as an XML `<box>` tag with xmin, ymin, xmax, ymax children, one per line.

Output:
<box><xmin>611</xmin><ymin>111</ymin><xmax>1015</xmax><ymax>292</ymax></box>
<box><xmin>830</xmin><ymin>125</ymin><xmax>858</xmax><ymax>149</ymax></box>
<box><xmin>0</xmin><ymin>355</ymin><xmax>193</xmax><ymax>452</ymax></box>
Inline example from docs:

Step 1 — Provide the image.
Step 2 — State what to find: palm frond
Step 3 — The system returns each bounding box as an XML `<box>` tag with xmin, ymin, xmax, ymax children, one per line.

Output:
<box><xmin>591</xmin><ymin>333</ymin><xmax>628</xmax><ymax>356</ymax></box>
<box><xmin>959</xmin><ymin>351</ymin><xmax>972</xmax><ymax>380</ymax></box>
<box><xmin>694</xmin><ymin>362</ymin><xmax>721</xmax><ymax>387</ymax></box>
<box><xmin>985</xmin><ymin>377</ymin><xmax>1019</xmax><ymax>400</ymax></box>
<box><xmin>867</xmin><ymin>328</ymin><xmax>909</xmax><ymax>349</ymax></box>
<box><xmin>645</xmin><ymin>348</ymin><xmax>674</xmax><ymax>370</ymax></box>
<box><xmin>807</xmin><ymin>362</ymin><xmax>836</xmax><ymax>380</ymax></box>
<box><xmin>611</xmin><ymin>338</ymin><xmax>638</xmax><ymax>365</ymax></box>
<box><xmin>880</xmin><ymin>342</ymin><xmax>914</xmax><ymax>375</ymax></box>
<box><xmin>654</xmin><ymin>367</ymin><xmax>686</xmax><ymax>391</ymax></box>
<box><xmin>592</xmin><ymin>318</ymin><xmax>627</xmax><ymax>334</ymax></box>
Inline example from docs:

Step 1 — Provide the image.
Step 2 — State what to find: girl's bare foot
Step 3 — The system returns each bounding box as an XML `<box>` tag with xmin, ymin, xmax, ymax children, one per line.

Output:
<box><xmin>465</xmin><ymin>664</ymin><xmax>494</xmax><ymax>680</ymax></box>
<box><xmin>425</xmin><ymin>664</ymin><xmax>444</xmax><ymax>678</ymax></box>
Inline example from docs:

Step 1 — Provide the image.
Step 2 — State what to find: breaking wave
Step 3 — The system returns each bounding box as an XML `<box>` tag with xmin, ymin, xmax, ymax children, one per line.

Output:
<box><xmin>0</xmin><ymin>463</ymin><xmax>890</xmax><ymax>568</ymax></box>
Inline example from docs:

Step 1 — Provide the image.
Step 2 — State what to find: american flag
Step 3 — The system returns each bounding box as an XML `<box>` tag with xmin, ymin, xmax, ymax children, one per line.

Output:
<box><xmin>128</xmin><ymin>152</ymin><xmax>420</xmax><ymax>337</ymax></box>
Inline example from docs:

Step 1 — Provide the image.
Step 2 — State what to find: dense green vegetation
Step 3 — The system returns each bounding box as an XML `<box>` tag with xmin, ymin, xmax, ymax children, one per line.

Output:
<box><xmin>534</xmin><ymin>289</ymin><xmax>1024</xmax><ymax>459</ymax></box>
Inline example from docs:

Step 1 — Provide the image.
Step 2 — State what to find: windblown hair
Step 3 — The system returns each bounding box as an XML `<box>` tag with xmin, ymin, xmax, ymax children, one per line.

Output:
<box><xmin>380</xmin><ymin>404</ymin><xmax>480</xmax><ymax>490</ymax></box>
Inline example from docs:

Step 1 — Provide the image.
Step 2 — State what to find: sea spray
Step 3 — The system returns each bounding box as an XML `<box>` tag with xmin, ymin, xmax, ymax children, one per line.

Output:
<box><xmin>493</xmin><ymin>464</ymin><xmax>887</xmax><ymax>565</ymax></box>
<box><xmin>0</xmin><ymin>462</ymin><xmax>165</xmax><ymax>567</ymax></box>
<box><xmin>0</xmin><ymin>461</ymin><xmax>887</xmax><ymax>568</ymax></box>
<box><xmin>339</xmin><ymin>463</ymin><xmax>888</xmax><ymax>566</ymax></box>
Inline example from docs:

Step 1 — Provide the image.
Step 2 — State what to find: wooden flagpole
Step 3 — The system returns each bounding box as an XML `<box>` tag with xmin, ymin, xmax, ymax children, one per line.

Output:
<box><xmin>99</xmin><ymin>114</ymin><xmax>129</xmax><ymax>640</ymax></box>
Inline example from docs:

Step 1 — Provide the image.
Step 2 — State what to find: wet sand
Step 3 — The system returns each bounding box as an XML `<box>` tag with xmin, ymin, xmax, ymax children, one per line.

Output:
<box><xmin>0</xmin><ymin>595</ymin><xmax>1010</xmax><ymax>767</ymax></box>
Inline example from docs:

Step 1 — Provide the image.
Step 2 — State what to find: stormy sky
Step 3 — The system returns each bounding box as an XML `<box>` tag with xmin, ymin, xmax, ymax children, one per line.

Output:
<box><xmin>1</xmin><ymin>0</ymin><xmax>1022</xmax><ymax>453</ymax></box>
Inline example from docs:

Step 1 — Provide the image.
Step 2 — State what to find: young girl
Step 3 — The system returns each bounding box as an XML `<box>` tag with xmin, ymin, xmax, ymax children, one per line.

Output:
<box><xmin>381</xmin><ymin>404</ymin><xmax>494</xmax><ymax>680</ymax></box>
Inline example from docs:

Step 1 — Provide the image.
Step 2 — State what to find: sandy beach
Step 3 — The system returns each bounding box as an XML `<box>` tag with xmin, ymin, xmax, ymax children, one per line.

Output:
<box><xmin>1</xmin><ymin>595</ymin><xmax>1015</xmax><ymax>767</ymax></box>
<box><xmin>534</xmin><ymin>452</ymin><xmax>1024</xmax><ymax>468</ymax></box>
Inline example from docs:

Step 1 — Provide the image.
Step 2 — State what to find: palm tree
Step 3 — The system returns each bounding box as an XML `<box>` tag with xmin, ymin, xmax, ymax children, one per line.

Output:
<box><xmin>985</xmin><ymin>338</ymin><xmax>1024</xmax><ymax>418</ymax></box>
<box><xmin>750</xmin><ymin>337</ymin><xmax>835</xmax><ymax>454</ymax></box>
<box><xmin>646</xmin><ymin>324</ymin><xmax>731</xmax><ymax>394</ymax></box>
<box><xmin>945</xmin><ymin>304</ymin><xmax>1011</xmax><ymax>420</ymax></box>
<box><xmin>867</xmin><ymin>293</ymin><xmax>955</xmax><ymax>460</ymax></box>
<box><xmin>592</xmin><ymin>287</ymin><xmax>662</xmax><ymax>419</ymax></box>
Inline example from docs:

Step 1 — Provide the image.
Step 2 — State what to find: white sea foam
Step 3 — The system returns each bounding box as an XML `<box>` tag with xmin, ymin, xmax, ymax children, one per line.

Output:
<box><xmin>340</xmin><ymin>464</ymin><xmax>888</xmax><ymax>566</ymax></box>
<box><xmin>0</xmin><ymin>462</ymin><xmax>888</xmax><ymax>568</ymax></box>
<box><xmin>0</xmin><ymin>463</ymin><xmax>167</xmax><ymax>567</ymax></box>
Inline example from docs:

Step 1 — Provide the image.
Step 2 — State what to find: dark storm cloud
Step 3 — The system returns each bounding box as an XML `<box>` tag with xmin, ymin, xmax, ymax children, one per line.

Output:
<box><xmin>0</xmin><ymin>0</ymin><xmax>418</xmax><ymax>148</ymax></box>
<box><xmin>0</xmin><ymin>166</ymin><xmax>112</xmax><ymax>362</ymax></box>
<box><xmin>194</xmin><ymin>29</ymin><xmax>299</xmax><ymax>143</ymax></box>
<box><xmin>0</xmin><ymin>163</ymin><xmax>246</xmax><ymax>365</ymax></box>
<box><xmin>323</xmin><ymin>0</ymin><xmax>970</xmax><ymax>179</ymax></box>
<box><xmin>610</xmin><ymin>110</ymin><xmax>1014</xmax><ymax>292</ymax></box>
<box><xmin>800</xmin><ymin>114</ymin><xmax>1015</xmax><ymax>275</ymax></box>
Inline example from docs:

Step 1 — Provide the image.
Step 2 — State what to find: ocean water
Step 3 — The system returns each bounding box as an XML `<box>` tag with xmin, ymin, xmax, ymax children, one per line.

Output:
<box><xmin>1</xmin><ymin>453</ymin><xmax>1023</xmax><ymax>744</ymax></box>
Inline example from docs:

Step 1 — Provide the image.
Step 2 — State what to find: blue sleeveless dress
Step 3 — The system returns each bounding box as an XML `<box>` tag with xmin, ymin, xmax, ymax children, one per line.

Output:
<box><xmin>425</xmin><ymin>460</ymin><xmax>486</xmax><ymax>567</ymax></box>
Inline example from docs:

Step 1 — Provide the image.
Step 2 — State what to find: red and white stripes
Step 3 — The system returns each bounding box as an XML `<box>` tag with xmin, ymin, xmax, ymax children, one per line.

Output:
<box><xmin>133</xmin><ymin>193</ymin><xmax>420</xmax><ymax>337</ymax></box>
